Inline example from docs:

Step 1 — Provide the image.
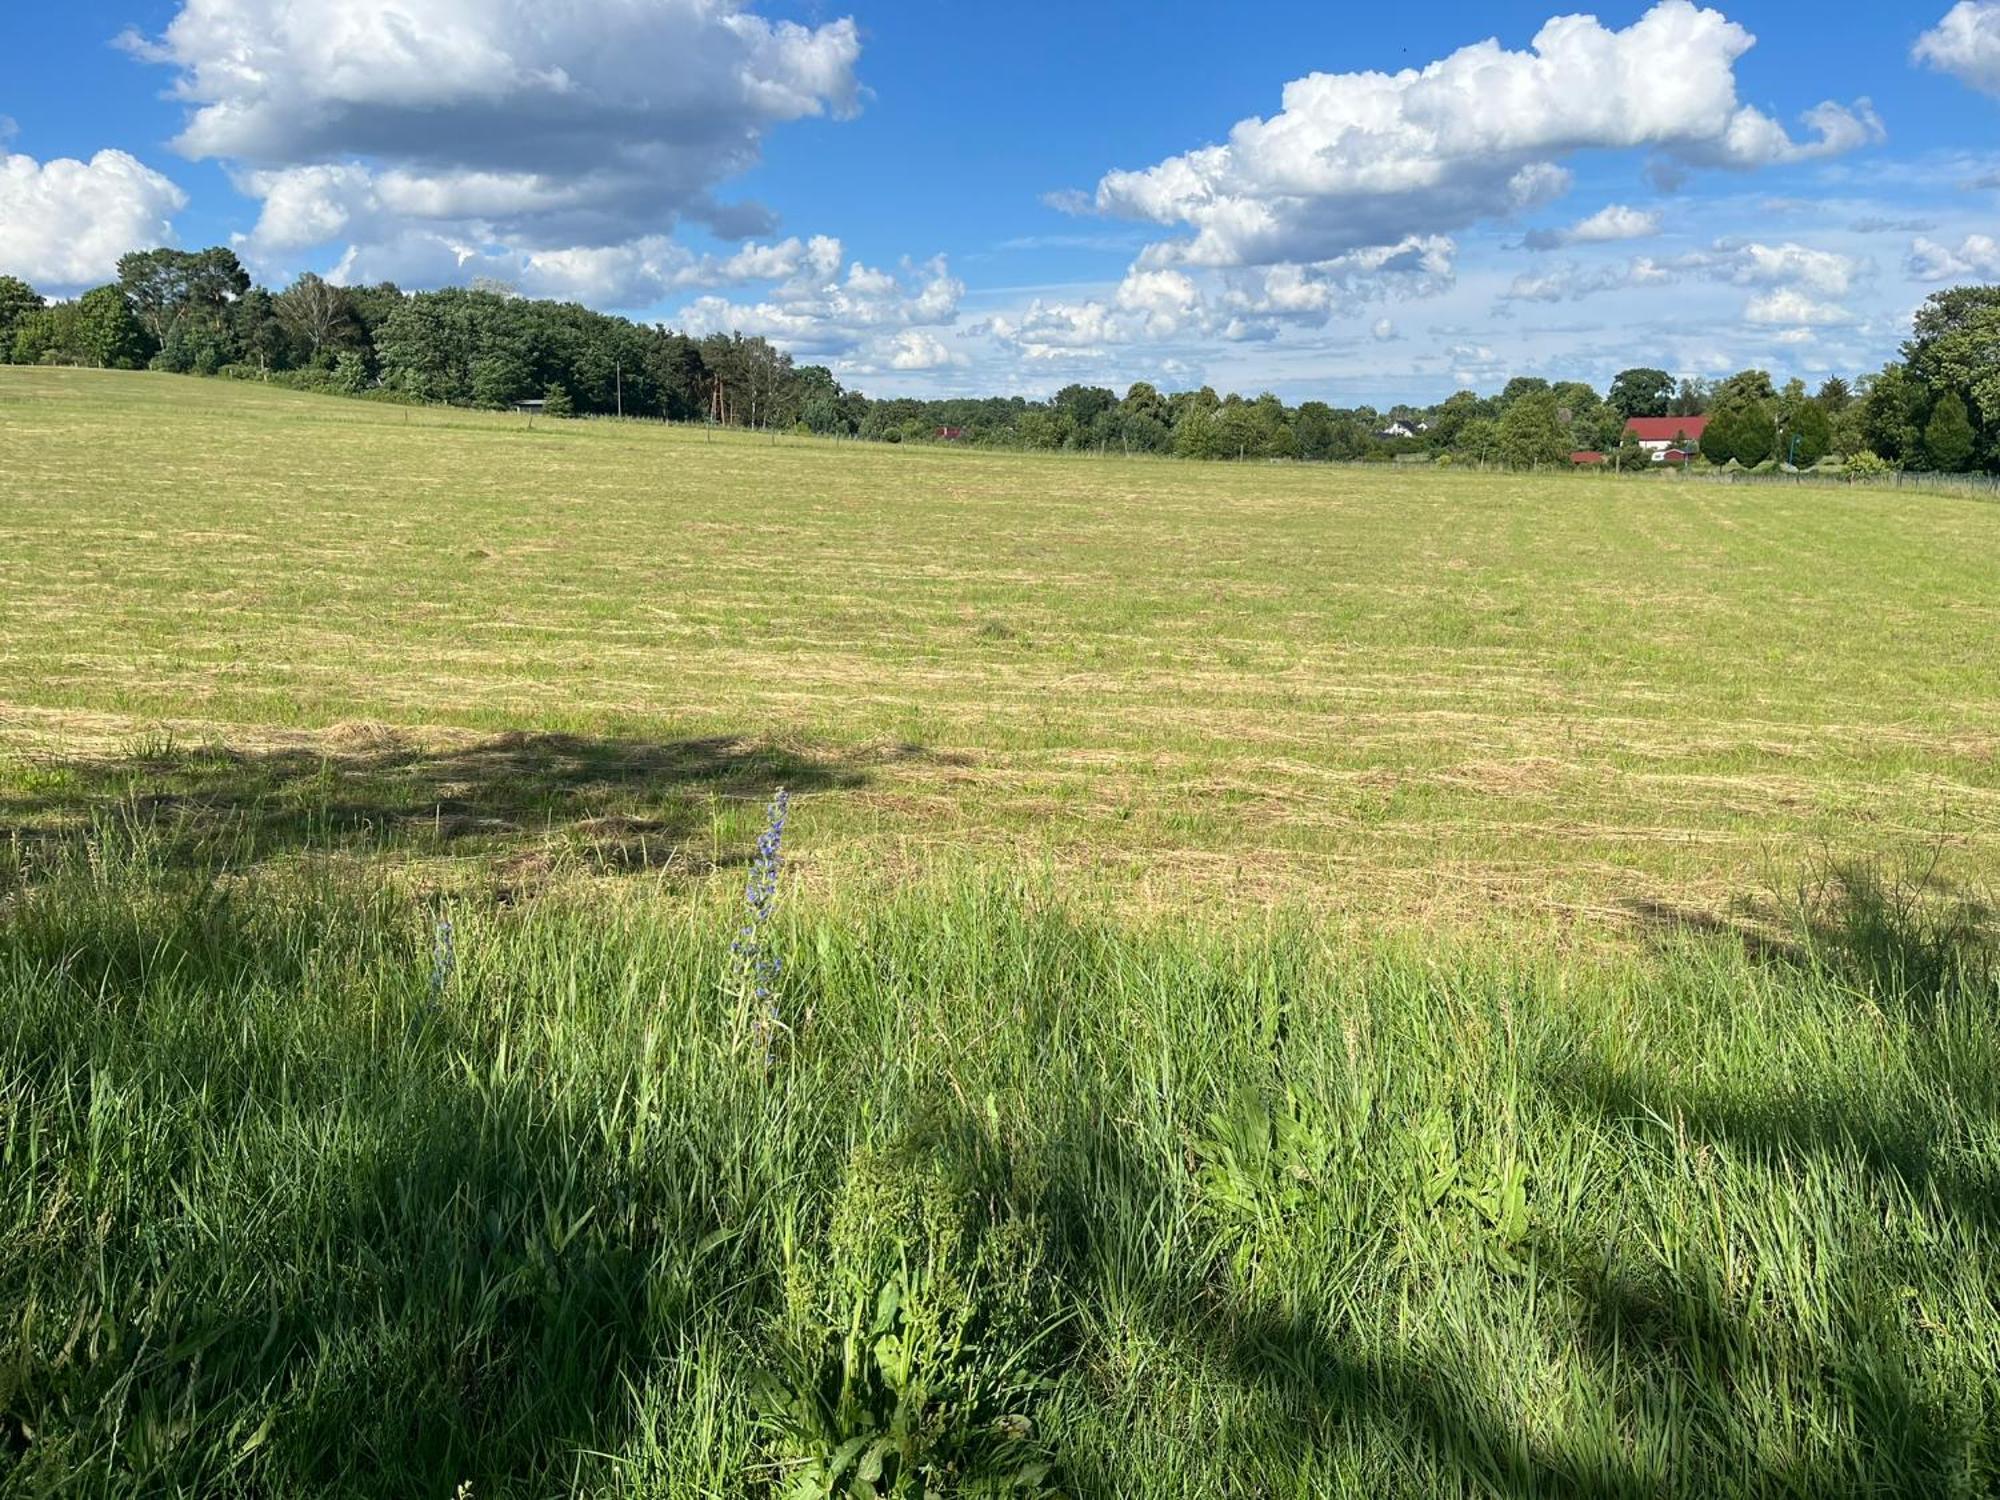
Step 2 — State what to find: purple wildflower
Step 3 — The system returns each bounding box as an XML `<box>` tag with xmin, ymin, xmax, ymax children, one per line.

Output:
<box><xmin>731</xmin><ymin>788</ymin><xmax>790</xmax><ymax>1062</ymax></box>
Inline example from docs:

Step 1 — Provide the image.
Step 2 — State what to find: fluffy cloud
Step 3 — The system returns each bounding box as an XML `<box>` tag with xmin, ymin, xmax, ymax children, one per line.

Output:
<box><xmin>319</xmin><ymin>223</ymin><xmax>845</xmax><ymax>306</ymax></box>
<box><xmin>1501</xmin><ymin>238</ymin><xmax>1862</xmax><ymax>307</ymax></box>
<box><xmin>1915</xmin><ymin>3</ymin><xmax>2000</xmax><ymax>95</ymax></box>
<box><xmin>1083</xmin><ymin>2</ymin><xmax>1880</xmax><ymax>270</ymax></box>
<box><xmin>1502</xmin><ymin>257</ymin><xmax>1674</xmax><ymax>303</ymax></box>
<box><xmin>986</xmin><ymin>236</ymin><xmax>1455</xmax><ymax>359</ymax></box>
<box><xmin>1907</xmin><ymin>232</ymin><xmax>2000</xmax><ymax>279</ymax></box>
<box><xmin>1524</xmin><ymin>204</ymin><xmax>1662</xmax><ymax>250</ymax></box>
<box><xmin>1446</xmin><ymin>342</ymin><xmax>1505</xmax><ymax>386</ymax></box>
<box><xmin>0</xmin><ymin>150</ymin><xmax>188</xmax><ymax>289</ymax></box>
<box><xmin>675</xmin><ymin>248</ymin><xmax>964</xmax><ymax>370</ymax></box>
<box><xmin>124</xmin><ymin>0</ymin><xmax>862</xmax><ymax>285</ymax></box>
<box><xmin>1691</xmin><ymin>240</ymin><xmax>1862</xmax><ymax>295</ymax></box>
<box><xmin>875</xmin><ymin>330</ymin><xmax>968</xmax><ymax>372</ymax></box>
<box><xmin>1743</xmin><ymin>288</ymin><xmax>1854</xmax><ymax>326</ymax></box>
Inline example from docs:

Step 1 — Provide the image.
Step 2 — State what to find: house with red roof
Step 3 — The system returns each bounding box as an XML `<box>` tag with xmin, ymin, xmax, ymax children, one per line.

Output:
<box><xmin>1624</xmin><ymin>415</ymin><xmax>1707</xmax><ymax>462</ymax></box>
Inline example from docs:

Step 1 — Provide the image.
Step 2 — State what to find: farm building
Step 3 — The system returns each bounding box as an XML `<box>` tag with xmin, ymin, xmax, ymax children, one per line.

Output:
<box><xmin>1624</xmin><ymin>415</ymin><xmax>1707</xmax><ymax>461</ymax></box>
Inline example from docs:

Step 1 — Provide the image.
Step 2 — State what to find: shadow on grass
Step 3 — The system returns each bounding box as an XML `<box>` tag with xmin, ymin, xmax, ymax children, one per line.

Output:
<box><xmin>0</xmin><ymin>727</ymin><xmax>888</xmax><ymax>886</ymax></box>
<box><xmin>1596</xmin><ymin>861</ymin><xmax>1999</xmax><ymax>1225</ymax></box>
<box><xmin>1031</xmin><ymin>1089</ymin><xmax>1989</xmax><ymax>1496</ymax></box>
<box><xmin>6</xmin><ymin>853</ymin><xmax>1994</xmax><ymax>1495</ymax></box>
<box><xmin>0</xmin><ymin>890</ymin><xmax>742</xmax><ymax>1494</ymax></box>
<box><xmin>1622</xmin><ymin>855</ymin><xmax>1994</xmax><ymax>1014</ymax></box>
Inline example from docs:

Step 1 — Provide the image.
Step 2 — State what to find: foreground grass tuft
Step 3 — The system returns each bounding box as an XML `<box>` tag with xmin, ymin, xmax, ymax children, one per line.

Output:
<box><xmin>3</xmin><ymin>820</ymin><xmax>1997</xmax><ymax>1496</ymax></box>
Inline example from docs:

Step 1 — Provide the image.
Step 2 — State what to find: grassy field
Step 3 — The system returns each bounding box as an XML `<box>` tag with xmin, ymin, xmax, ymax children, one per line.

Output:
<box><xmin>2</xmin><ymin>366</ymin><xmax>1996</xmax><ymax>928</ymax></box>
<box><xmin>2</xmin><ymin>367</ymin><xmax>1999</xmax><ymax>1497</ymax></box>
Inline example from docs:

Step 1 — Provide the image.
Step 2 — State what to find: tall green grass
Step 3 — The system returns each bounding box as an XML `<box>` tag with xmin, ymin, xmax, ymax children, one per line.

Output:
<box><xmin>2</xmin><ymin>820</ymin><xmax>1997</xmax><ymax>1495</ymax></box>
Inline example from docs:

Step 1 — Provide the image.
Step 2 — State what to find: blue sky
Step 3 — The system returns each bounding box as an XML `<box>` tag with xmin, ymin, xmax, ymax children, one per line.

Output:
<box><xmin>4</xmin><ymin>1</ymin><xmax>1998</xmax><ymax>403</ymax></box>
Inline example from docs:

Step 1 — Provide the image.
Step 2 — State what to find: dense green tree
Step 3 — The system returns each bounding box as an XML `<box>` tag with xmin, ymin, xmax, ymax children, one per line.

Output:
<box><xmin>1713</xmin><ymin>369</ymin><xmax>1776</xmax><ymax>408</ymax></box>
<box><xmin>75</xmin><ymin>286</ymin><xmax>150</xmax><ymax>369</ymax></box>
<box><xmin>1171</xmin><ymin>405</ymin><xmax>1222</xmax><ymax>459</ymax></box>
<box><xmin>1732</xmin><ymin>402</ymin><xmax>1777</xmax><ymax>466</ymax></box>
<box><xmin>1015</xmin><ymin>408</ymin><xmax>1067</xmax><ymax>450</ymax></box>
<box><xmin>329</xmin><ymin>351</ymin><xmax>370</xmax><ymax>394</ymax></box>
<box><xmin>471</xmin><ymin>350</ymin><xmax>534</xmax><ymax>409</ymax></box>
<box><xmin>1701</xmin><ymin>377</ymin><xmax>1778</xmax><ymax>467</ymax></box>
<box><xmin>1497</xmin><ymin>390</ymin><xmax>1570</xmax><ymax>468</ymax></box>
<box><xmin>275</xmin><ymin>273</ymin><xmax>358</xmax><ymax>366</ymax></box>
<box><xmin>1119</xmin><ymin>381</ymin><xmax>1168</xmax><ymax>428</ymax></box>
<box><xmin>10</xmin><ymin>303</ymin><xmax>78</xmax><ymax>364</ymax></box>
<box><xmin>1607</xmin><ymin>367</ymin><xmax>1674</xmax><ymax>419</ymax></box>
<box><xmin>1498</xmin><ymin>376</ymin><xmax>1550</xmax><ymax>406</ymax></box>
<box><xmin>117</xmin><ymin>247</ymin><xmax>248</xmax><ymax>354</ymax></box>
<box><xmin>1425</xmin><ymin>389</ymin><xmax>1488</xmax><ymax>449</ymax></box>
<box><xmin>1830</xmin><ymin>398</ymin><xmax>1868</xmax><ymax>459</ymax></box>
<box><xmin>231</xmin><ymin>286</ymin><xmax>291</xmax><ymax>372</ymax></box>
<box><xmin>1774</xmin><ymin>378</ymin><xmax>1810</xmax><ymax>432</ymax></box>
<box><xmin>1292</xmin><ymin>401</ymin><xmax>1337</xmax><ymax>461</ymax></box>
<box><xmin>1815</xmin><ymin>375</ymin><xmax>1853</xmax><ymax>414</ymax></box>
<box><xmin>14</xmin><ymin>287</ymin><xmax>148</xmax><ymax>368</ymax></box>
<box><xmin>1454</xmin><ymin>418</ymin><xmax>1502</xmax><ymax>466</ymax></box>
<box><xmin>1052</xmin><ymin>384</ymin><xmax>1116</xmax><ymax>445</ymax></box>
<box><xmin>1902</xmin><ymin>286</ymin><xmax>2000</xmax><ymax>468</ymax></box>
<box><xmin>1923</xmin><ymin>390</ymin><xmax>1977</xmax><ymax>472</ymax></box>
<box><xmin>1699</xmin><ymin>409</ymin><xmax>1738</xmax><ymax>465</ymax></box>
<box><xmin>1214</xmin><ymin>399</ymin><xmax>1264</xmax><ymax>459</ymax></box>
<box><xmin>1668</xmin><ymin>377</ymin><xmax>1710</xmax><ymax>417</ymax></box>
<box><xmin>1859</xmin><ymin>364</ymin><xmax>1926</xmax><ymax>467</ymax></box>
<box><xmin>1786</xmin><ymin>399</ymin><xmax>1833</xmax><ymax>466</ymax></box>
<box><xmin>0</xmin><ymin>275</ymin><xmax>43</xmax><ymax>363</ymax></box>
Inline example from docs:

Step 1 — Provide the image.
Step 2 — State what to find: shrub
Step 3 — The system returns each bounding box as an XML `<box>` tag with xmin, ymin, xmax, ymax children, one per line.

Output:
<box><xmin>330</xmin><ymin>352</ymin><xmax>370</xmax><ymax>394</ymax></box>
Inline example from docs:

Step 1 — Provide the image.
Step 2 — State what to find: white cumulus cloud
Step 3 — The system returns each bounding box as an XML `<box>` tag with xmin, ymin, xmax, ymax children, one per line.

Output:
<box><xmin>675</xmin><ymin>248</ymin><xmax>964</xmax><ymax>371</ymax></box>
<box><xmin>123</xmin><ymin>0</ymin><xmax>863</xmax><ymax>288</ymax></box>
<box><xmin>1502</xmin><ymin>258</ymin><xmax>1671</xmax><ymax>303</ymax></box>
<box><xmin>1084</xmin><ymin>1</ymin><xmax>1879</xmax><ymax>271</ymax></box>
<box><xmin>1744</xmin><ymin>288</ymin><xmax>1854</xmax><ymax>326</ymax></box>
<box><xmin>0</xmin><ymin>149</ymin><xmax>188</xmax><ymax>289</ymax></box>
<box><xmin>986</xmin><ymin>236</ymin><xmax>1455</xmax><ymax>359</ymax></box>
<box><xmin>1915</xmin><ymin>3</ymin><xmax>2000</xmax><ymax>95</ymax></box>
<box><xmin>1681</xmin><ymin>240</ymin><xmax>1865</xmax><ymax>295</ymax></box>
<box><xmin>1525</xmin><ymin>204</ymin><xmax>1663</xmax><ymax>250</ymax></box>
<box><xmin>878</xmin><ymin>330</ymin><xmax>967</xmax><ymax>371</ymax></box>
<box><xmin>1907</xmin><ymin>232</ymin><xmax>2000</xmax><ymax>279</ymax></box>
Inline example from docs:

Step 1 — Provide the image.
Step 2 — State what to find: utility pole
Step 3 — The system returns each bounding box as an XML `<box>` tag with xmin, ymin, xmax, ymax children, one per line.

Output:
<box><xmin>615</xmin><ymin>357</ymin><xmax>623</xmax><ymax>420</ymax></box>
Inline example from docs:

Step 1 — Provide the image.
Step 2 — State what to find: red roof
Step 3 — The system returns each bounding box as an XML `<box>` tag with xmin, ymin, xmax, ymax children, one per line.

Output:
<box><xmin>1625</xmin><ymin>415</ymin><xmax>1708</xmax><ymax>442</ymax></box>
<box><xmin>1570</xmin><ymin>450</ymin><xmax>1607</xmax><ymax>465</ymax></box>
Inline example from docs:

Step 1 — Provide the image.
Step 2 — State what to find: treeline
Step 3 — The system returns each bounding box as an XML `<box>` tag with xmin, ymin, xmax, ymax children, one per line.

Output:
<box><xmin>0</xmin><ymin>250</ymin><xmax>855</xmax><ymax>430</ymax></box>
<box><xmin>0</xmin><ymin>248</ymin><xmax>1994</xmax><ymax>474</ymax></box>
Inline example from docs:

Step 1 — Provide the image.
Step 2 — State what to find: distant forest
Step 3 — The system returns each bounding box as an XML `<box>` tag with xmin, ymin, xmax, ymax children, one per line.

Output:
<box><xmin>1</xmin><ymin>249</ymin><xmax>1995</xmax><ymax>475</ymax></box>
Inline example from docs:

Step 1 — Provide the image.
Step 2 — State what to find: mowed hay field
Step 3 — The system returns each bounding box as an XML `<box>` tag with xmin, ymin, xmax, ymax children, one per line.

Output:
<box><xmin>2</xmin><ymin>366</ymin><xmax>1997</xmax><ymax>927</ymax></box>
<box><xmin>4</xmin><ymin>367</ymin><xmax>2000</xmax><ymax>1498</ymax></box>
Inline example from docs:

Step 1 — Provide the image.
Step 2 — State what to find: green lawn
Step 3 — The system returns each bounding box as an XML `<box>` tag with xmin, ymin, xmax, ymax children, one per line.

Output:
<box><xmin>2</xmin><ymin>368</ymin><xmax>1998</xmax><ymax>1497</ymax></box>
